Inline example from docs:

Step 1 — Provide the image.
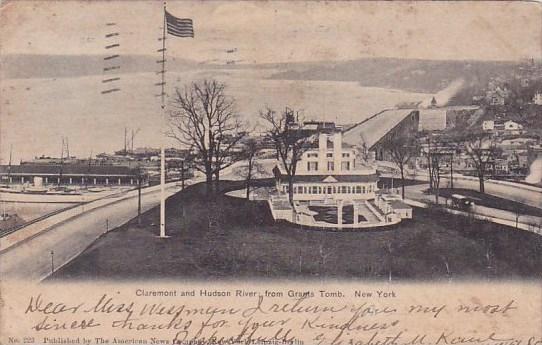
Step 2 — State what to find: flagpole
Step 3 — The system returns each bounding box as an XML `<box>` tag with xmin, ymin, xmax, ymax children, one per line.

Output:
<box><xmin>161</xmin><ymin>2</ymin><xmax>167</xmax><ymax>107</ymax></box>
<box><xmin>159</xmin><ymin>1</ymin><xmax>167</xmax><ymax>238</ymax></box>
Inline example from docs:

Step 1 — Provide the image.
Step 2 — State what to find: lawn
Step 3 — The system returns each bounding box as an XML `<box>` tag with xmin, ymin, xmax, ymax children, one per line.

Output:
<box><xmin>49</xmin><ymin>180</ymin><xmax>542</xmax><ymax>281</ymax></box>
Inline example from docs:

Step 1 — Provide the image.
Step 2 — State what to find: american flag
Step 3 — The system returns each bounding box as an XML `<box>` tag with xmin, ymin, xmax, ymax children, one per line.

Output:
<box><xmin>165</xmin><ymin>10</ymin><xmax>194</xmax><ymax>38</ymax></box>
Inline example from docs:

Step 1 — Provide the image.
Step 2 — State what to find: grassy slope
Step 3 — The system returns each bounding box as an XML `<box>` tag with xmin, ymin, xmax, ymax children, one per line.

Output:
<box><xmin>50</xmin><ymin>180</ymin><xmax>542</xmax><ymax>281</ymax></box>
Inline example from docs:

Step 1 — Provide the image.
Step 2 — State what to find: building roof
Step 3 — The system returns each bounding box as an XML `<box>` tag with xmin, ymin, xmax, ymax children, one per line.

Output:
<box><xmin>0</xmin><ymin>164</ymin><xmax>139</xmax><ymax>176</ymax></box>
<box><xmin>278</xmin><ymin>173</ymin><xmax>378</xmax><ymax>183</ymax></box>
<box><xmin>343</xmin><ymin>109</ymin><xmax>418</xmax><ymax>149</ymax></box>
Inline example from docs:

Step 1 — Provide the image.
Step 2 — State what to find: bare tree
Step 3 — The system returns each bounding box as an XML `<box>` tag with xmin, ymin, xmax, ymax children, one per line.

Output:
<box><xmin>357</xmin><ymin>134</ymin><xmax>372</xmax><ymax>163</ymax></box>
<box><xmin>167</xmin><ymin>80</ymin><xmax>246</xmax><ymax>196</ymax></box>
<box><xmin>238</xmin><ymin>137</ymin><xmax>263</xmax><ymax>200</ymax></box>
<box><xmin>381</xmin><ymin>134</ymin><xmax>418</xmax><ymax>199</ymax></box>
<box><xmin>429</xmin><ymin>152</ymin><xmax>446</xmax><ymax>204</ymax></box>
<box><xmin>460</xmin><ymin>132</ymin><xmax>501</xmax><ymax>193</ymax></box>
<box><xmin>260</xmin><ymin>107</ymin><xmax>314</xmax><ymax>205</ymax></box>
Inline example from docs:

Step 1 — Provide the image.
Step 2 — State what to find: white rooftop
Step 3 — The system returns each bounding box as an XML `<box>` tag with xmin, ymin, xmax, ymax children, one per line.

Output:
<box><xmin>343</xmin><ymin>109</ymin><xmax>417</xmax><ymax>149</ymax></box>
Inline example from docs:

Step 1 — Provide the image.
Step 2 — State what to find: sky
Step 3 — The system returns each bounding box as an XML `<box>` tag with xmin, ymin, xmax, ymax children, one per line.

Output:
<box><xmin>1</xmin><ymin>1</ymin><xmax>541</xmax><ymax>63</ymax></box>
<box><xmin>2</xmin><ymin>1</ymin><xmax>542</xmax><ymax>163</ymax></box>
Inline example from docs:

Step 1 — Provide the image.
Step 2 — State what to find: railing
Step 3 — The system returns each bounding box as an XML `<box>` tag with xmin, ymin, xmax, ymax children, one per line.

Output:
<box><xmin>0</xmin><ymin>203</ymin><xmax>82</xmax><ymax>238</ymax></box>
<box><xmin>403</xmin><ymin>198</ymin><xmax>542</xmax><ymax>235</ymax></box>
<box><xmin>0</xmin><ymin>188</ymin><xmax>134</xmax><ymax>238</ymax></box>
<box><xmin>0</xmin><ymin>181</ymin><xmax>182</xmax><ymax>253</ymax></box>
<box><xmin>409</xmin><ymin>171</ymin><xmax>542</xmax><ymax>193</ymax></box>
<box><xmin>365</xmin><ymin>200</ymin><xmax>385</xmax><ymax>222</ymax></box>
<box><xmin>292</xmin><ymin>214</ymin><xmax>400</xmax><ymax>230</ymax></box>
<box><xmin>267</xmin><ymin>198</ymin><xmax>401</xmax><ymax>230</ymax></box>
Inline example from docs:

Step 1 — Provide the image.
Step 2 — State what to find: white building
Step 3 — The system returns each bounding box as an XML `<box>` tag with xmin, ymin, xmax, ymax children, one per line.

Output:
<box><xmin>533</xmin><ymin>92</ymin><xmax>542</xmax><ymax>105</ymax></box>
<box><xmin>504</xmin><ymin>120</ymin><xmax>523</xmax><ymax>135</ymax></box>
<box><xmin>504</xmin><ymin>120</ymin><xmax>522</xmax><ymax>130</ymax></box>
<box><xmin>270</xmin><ymin>121</ymin><xmax>412</xmax><ymax>229</ymax></box>
<box><xmin>482</xmin><ymin>120</ymin><xmax>495</xmax><ymax>131</ymax></box>
<box><xmin>418</xmin><ymin>108</ymin><xmax>447</xmax><ymax>131</ymax></box>
<box><xmin>275</xmin><ymin>124</ymin><xmax>378</xmax><ymax>203</ymax></box>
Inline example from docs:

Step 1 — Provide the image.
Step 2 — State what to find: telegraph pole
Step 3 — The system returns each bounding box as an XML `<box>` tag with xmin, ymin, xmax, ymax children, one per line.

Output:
<box><xmin>7</xmin><ymin>144</ymin><xmax>12</xmax><ymax>186</ymax></box>
<box><xmin>427</xmin><ymin>136</ymin><xmax>432</xmax><ymax>190</ymax></box>
<box><xmin>181</xmin><ymin>160</ymin><xmax>185</xmax><ymax>190</ymax></box>
<box><xmin>450</xmin><ymin>152</ymin><xmax>454</xmax><ymax>189</ymax></box>
<box><xmin>137</xmin><ymin>170</ymin><xmax>142</xmax><ymax>226</ymax></box>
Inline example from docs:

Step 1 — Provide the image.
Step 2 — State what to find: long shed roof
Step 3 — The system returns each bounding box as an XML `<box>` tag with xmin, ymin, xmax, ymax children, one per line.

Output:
<box><xmin>0</xmin><ymin>164</ymin><xmax>139</xmax><ymax>176</ymax></box>
<box><xmin>342</xmin><ymin>109</ymin><xmax>418</xmax><ymax>149</ymax></box>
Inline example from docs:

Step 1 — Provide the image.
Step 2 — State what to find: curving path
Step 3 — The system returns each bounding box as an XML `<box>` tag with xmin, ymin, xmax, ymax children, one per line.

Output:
<box><xmin>0</xmin><ymin>182</ymin><xmax>189</xmax><ymax>282</ymax></box>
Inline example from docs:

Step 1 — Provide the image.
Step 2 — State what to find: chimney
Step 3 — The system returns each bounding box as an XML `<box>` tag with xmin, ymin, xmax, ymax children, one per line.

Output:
<box><xmin>334</xmin><ymin>131</ymin><xmax>342</xmax><ymax>173</ymax></box>
<box><xmin>318</xmin><ymin>132</ymin><xmax>327</xmax><ymax>174</ymax></box>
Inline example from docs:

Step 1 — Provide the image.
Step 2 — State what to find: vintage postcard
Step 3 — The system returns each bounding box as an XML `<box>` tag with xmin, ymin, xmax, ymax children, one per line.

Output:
<box><xmin>1</xmin><ymin>1</ymin><xmax>541</xmax><ymax>344</ymax></box>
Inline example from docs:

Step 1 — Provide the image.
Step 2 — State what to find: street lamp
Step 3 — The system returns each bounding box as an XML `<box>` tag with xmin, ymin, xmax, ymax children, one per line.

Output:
<box><xmin>50</xmin><ymin>250</ymin><xmax>54</xmax><ymax>274</ymax></box>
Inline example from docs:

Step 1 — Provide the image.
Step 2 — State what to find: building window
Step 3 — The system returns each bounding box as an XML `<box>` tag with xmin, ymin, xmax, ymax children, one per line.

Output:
<box><xmin>347</xmin><ymin>186</ymin><xmax>351</xmax><ymax>193</ymax></box>
<box><xmin>362</xmin><ymin>186</ymin><xmax>366</xmax><ymax>193</ymax></box>
<box><xmin>342</xmin><ymin>153</ymin><xmax>350</xmax><ymax>158</ymax></box>
<box><xmin>326</xmin><ymin>153</ymin><xmax>333</xmax><ymax>158</ymax></box>
<box><xmin>308</xmin><ymin>162</ymin><xmax>318</xmax><ymax>171</ymax></box>
<box><xmin>356</xmin><ymin>186</ymin><xmax>361</xmax><ymax>193</ymax></box>
<box><xmin>327</xmin><ymin>162</ymin><xmax>334</xmax><ymax>171</ymax></box>
<box><xmin>332</xmin><ymin>186</ymin><xmax>336</xmax><ymax>194</ymax></box>
<box><xmin>312</xmin><ymin>186</ymin><xmax>318</xmax><ymax>194</ymax></box>
<box><xmin>327</xmin><ymin>186</ymin><xmax>333</xmax><ymax>194</ymax></box>
<box><xmin>307</xmin><ymin>153</ymin><xmax>318</xmax><ymax>158</ymax></box>
<box><xmin>341</xmin><ymin>186</ymin><xmax>347</xmax><ymax>194</ymax></box>
<box><xmin>341</xmin><ymin>161</ymin><xmax>350</xmax><ymax>171</ymax></box>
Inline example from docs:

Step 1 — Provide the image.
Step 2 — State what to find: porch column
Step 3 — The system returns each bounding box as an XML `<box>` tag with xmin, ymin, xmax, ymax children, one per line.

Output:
<box><xmin>118</xmin><ymin>178</ymin><xmax>121</xmax><ymax>185</ymax></box>
<box><xmin>93</xmin><ymin>178</ymin><xmax>97</xmax><ymax>185</ymax></box>
<box><xmin>45</xmin><ymin>177</ymin><xmax>48</xmax><ymax>184</ymax></box>
<box><xmin>353</xmin><ymin>202</ymin><xmax>359</xmax><ymax>225</ymax></box>
<box><xmin>337</xmin><ymin>200</ymin><xmax>343</xmax><ymax>229</ymax></box>
<box><xmin>69</xmin><ymin>177</ymin><xmax>73</xmax><ymax>184</ymax></box>
<box><xmin>105</xmin><ymin>178</ymin><xmax>109</xmax><ymax>185</ymax></box>
<box><xmin>57</xmin><ymin>177</ymin><xmax>60</xmax><ymax>184</ymax></box>
<box><xmin>130</xmin><ymin>179</ymin><xmax>133</xmax><ymax>185</ymax></box>
<box><xmin>21</xmin><ymin>177</ymin><xmax>24</xmax><ymax>183</ymax></box>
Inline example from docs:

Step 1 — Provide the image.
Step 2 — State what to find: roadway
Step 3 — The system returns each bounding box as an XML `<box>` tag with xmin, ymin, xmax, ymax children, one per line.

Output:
<box><xmin>404</xmin><ymin>183</ymin><xmax>542</xmax><ymax>230</ymax></box>
<box><xmin>0</xmin><ymin>182</ymin><xmax>186</xmax><ymax>282</ymax></box>
<box><xmin>377</xmin><ymin>162</ymin><xmax>542</xmax><ymax>209</ymax></box>
<box><xmin>0</xmin><ymin>162</ymin><xmax>244</xmax><ymax>283</ymax></box>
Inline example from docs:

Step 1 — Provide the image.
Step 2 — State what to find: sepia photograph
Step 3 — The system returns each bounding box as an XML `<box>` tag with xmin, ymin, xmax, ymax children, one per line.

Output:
<box><xmin>1</xmin><ymin>1</ymin><xmax>541</xmax><ymax>344</ymax></box>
